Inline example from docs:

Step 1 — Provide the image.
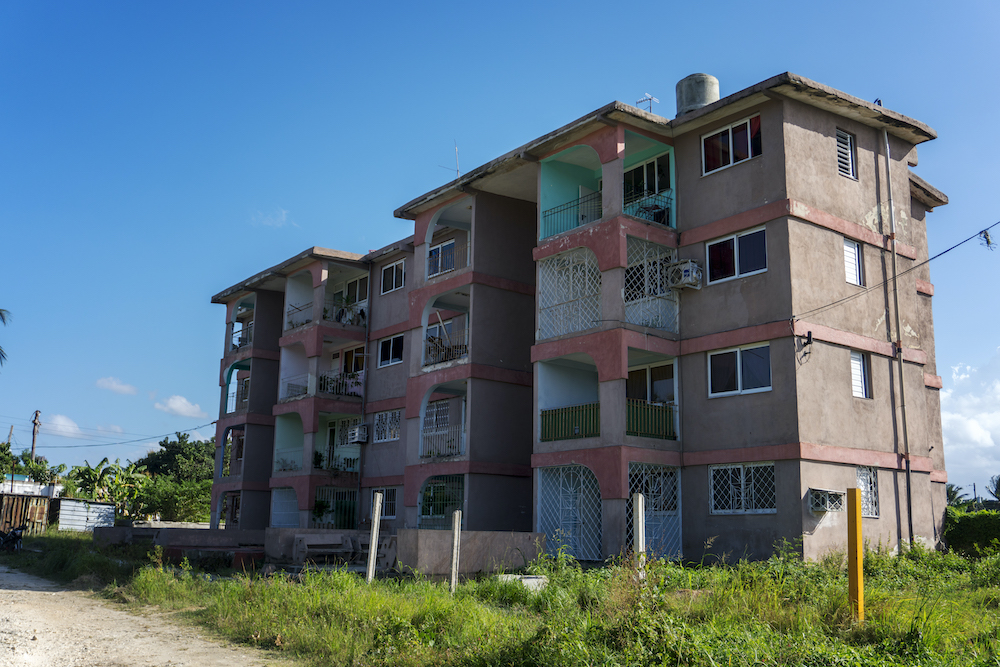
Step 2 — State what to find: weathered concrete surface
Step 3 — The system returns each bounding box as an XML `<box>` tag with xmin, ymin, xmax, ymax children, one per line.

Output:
<box><xmin>397</xmin><ymin>529</ymin><xmax>544</xmax><ymax>575</ymax></box>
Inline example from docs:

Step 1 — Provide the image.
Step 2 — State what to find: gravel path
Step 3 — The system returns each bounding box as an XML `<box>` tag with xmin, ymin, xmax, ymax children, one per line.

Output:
<box><xmin>0</xmin><ymin>565</ymin><xmax>296</xmax><ymax>667</ymax></box>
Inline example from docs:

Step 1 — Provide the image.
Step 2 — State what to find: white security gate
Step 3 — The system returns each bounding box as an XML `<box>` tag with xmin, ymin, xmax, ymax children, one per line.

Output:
<box><xmin>270</xmin><ymin>488</ymin><xmax>300</xmax><ymax>528</ymax></box>
<box><xmin>537</xmin><ymin>465</ymin><xmax>602</xmax><ymax>561</ymax></box>
<box><xmin>623</xmin><ymin>237</ymin><xmax>678</xmax><ymax>333</ymax></box>
<box><xmin>626</xmin><ymin>463</ymin><xmax>682</xmax><ymax>558</ymax></box>
<box><xmin>537</xmin><ymin>248</ymin><xmax>602</xmax><ymax>340</ymax></box>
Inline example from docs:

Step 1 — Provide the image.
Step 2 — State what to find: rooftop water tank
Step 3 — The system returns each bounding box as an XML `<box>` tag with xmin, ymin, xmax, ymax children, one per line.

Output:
<box><xmin>675</xmin><ymin>73</ymin><xmax>720</xmax><ymax>116</ymax></box>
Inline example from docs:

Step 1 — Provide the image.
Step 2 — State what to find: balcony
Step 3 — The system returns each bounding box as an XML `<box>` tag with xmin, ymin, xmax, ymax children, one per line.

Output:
<box><xmin>323</xmin><ymin>296</ymin><xmax>367</xmax><ymax>327</ymax></box>
<box><xmin>540</xmin><ymin>402</ymin><xmax>600</xmax><ymax>441</ymax></box>
<box><xmin>318</xmin><ymin>370</ymin><xmax>364</xmax><ymax>398</ymax></box>
<box><xmin>280</xmin><ymin>374</ymin><xmax>309</xmax><ymax>401</ymax></box>
<box><xmin>624</xmin><ymin>191</ymin><xmax>673</xmax><ymax>226</ymax></box>
<box><xmin>420</xmin><ymin>423</ymin><xmax>466</xmax><ymax>458</ymax></box>
<box><xmin>427</xmin><ymin>240</ymin><xmax>470</xmax><ymax>279</ymax></box>
<box><xmin>226</xmin><ymin>384</ymin><xmax>250</xmax><ymax>413</ymax></box>
<box><xmin>626</xmin><ymin>399</ymin><xmax>677</xmax><ymax>439</ymax></box>
<box><xmin>423</xmin><ymin>325</ymin><xmax>469</xmax><ymax>366</ymax></box>
<box><xmin>285</xmin><ymin>301</ymin><xmax>313</xmax><ymax>330</ymax></box>
<box><xmin>230</xmin><ymin>322</ymin><xmax>253</xmax><ymax>351</ymax></box>
<box><xmin>541</xmin><ymin>191</ymin><xmax>602</xmax><ymax>239</ymax></box>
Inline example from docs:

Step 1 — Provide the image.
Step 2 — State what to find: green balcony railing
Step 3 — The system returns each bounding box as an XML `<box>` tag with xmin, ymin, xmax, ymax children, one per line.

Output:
<box><xmin>626</xmin><ymin>398</ymin><xmax>677</xmax><ymax>439</ymax></box>
<box><xmin>540</xmin><ymin>402</ymin><xmax>600</xmax><ymax>441</ymax></box>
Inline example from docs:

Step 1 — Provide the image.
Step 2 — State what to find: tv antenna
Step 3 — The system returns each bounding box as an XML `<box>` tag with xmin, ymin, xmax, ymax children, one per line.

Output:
<box><xmin>637</xmin><ymin>93</ymin><xmax>659</xmax><ymax>113</ymax></box>
<box><xmin>438</xmin><ymin>141</ymin><xmax>460</xmax><ymax>178</ymax></box>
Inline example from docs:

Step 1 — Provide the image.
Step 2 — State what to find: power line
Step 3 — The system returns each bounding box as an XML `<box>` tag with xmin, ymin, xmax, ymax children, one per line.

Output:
<box><xmin>792</xmin><ymin>220</ymin><xmax>1000</xmax><ymax>321</ymax></box>
<box><xmin>31</xmin><ymin>422</ymin><xmax>217</xmax><ymax>450</ymax></box>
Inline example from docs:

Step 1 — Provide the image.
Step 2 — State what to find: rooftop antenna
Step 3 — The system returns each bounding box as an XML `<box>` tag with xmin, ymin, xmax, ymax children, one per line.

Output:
<box><xmin>438</xmin><ymin>141</ymin><xmax>460</xmax><ymax>178</ymax></box>
<box><xmin>637</xmin><ymin>93</ymin><xmax>659</xmax><ymax>113</ymax></box>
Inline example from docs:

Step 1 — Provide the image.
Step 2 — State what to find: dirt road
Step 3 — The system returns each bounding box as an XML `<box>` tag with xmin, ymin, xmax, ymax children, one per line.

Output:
<box><xmin>0</xmin><ymin>565</ymin><xmax>295</xmax><ymax>667</ymax></box>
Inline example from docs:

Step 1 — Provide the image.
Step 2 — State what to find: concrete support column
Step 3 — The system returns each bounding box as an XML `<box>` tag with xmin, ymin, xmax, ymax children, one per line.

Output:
<box><xmin>302</xmin><ymin>431</ymin><xmax>318</xmax><ymax>474</ymax></box>
<box><xmin>312</xmin><ymin>283</ymin><xmax>326</xmax><ymax>323</ymax></box>
<box><xmin>601</xmin><ymin>158</ymin><xmax>624</xmax><ymax>220</ymax></box>
<box><xmin>599</xmin><ymin>379</ymin><xmax>627</xmax><ymax>441</ymax></box>
<box><xmin>307</xmin><ymin>355</ymin><xmax>322</xmax><ymax>396</ymax></box>
<box><xmin>601</xmin><ymin>267</ymin><xmax>626</xmax><ymax>325</ymax></box>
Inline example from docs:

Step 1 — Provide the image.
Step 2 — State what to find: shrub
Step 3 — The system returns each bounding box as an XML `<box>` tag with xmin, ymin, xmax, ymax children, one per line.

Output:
<box><xmin>944</xmin><ymin>507</ymin><xmax>1000</xmax><ymax>556</ymax></box>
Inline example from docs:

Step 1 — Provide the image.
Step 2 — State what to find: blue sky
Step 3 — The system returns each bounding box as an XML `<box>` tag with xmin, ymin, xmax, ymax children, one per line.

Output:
<box><xmin>0</xmin><ymin>1</ymin><xmax>997</xmax><ymax>494</ymax></box>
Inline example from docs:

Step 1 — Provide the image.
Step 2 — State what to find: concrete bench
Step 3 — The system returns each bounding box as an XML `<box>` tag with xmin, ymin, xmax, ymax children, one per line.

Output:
<box><xmin>293</xmin><ymin>533</ymin><xmax>353</xmax><ymax>563</ymax></box>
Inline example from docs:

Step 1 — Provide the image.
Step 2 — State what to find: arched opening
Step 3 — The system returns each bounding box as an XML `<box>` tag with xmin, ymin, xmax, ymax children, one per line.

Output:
<box><xmin>223</xmin><ymin>359</ymin><xmax>251</xmax><ymax>414</ymax></box>
<box><xmin>420</xmin><ymin>288</ymin><xmax>470</xmax><ymax>367</ymax></box>
<box><xmin>537</xmin><ymin>355</ymin><xmax>600</xmax><ymax>441</ymax></box>
<box><xmin>231</xmin><ymin>294</ymin><xmax>256</xmax><ymax>351</ymax></box>
<box><xmin>425</xmin><ymin>198</ymin><xmax>472</xmax><ymax>279</ymax></box>
<box><xmin>418</xmin><ymin>378</ymin><xmax>467</xmax><ymax>458</ymax></box>
<box><xmin>537</xmin><ymin>247</ymin><xmax>601</xmax><ymax>340</ymax></box>
<box><xmin>284</xmin><ymin>271</ymin><xmax>314</xmax><ymax>331</ymax></box>
<box><xmin>418</xmin><ymin>474</ymin><xmax>465</xmax><ymax>529</ymax></box>
<box><xmin>626</xmin><ymin>463</ymin><xmax>682</xmax><ymax>559</ymax></box>
<box><xmin>540</xmin><ymin>144</ymin><xmax>602</xmax><ymax>239</ymax></box>
<box><xmin>270</xmin><ymin>487</ymin><xmax>299</xmax><ymax>528</ymax></box>
<box><xmin>537</xmin><ymin>464</ymin><xmax>602</xmax><ymax>560</ymax></box>
<box><xmin>273</xmin><ymin>413</ymin><xmax>304</xmax><ymax>473</ymax></box>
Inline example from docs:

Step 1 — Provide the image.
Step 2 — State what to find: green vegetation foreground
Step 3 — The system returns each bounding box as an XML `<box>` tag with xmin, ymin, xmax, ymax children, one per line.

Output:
<box><xmin>8</xmin><ymin>533</ymin><xmax>1000</xmax><ymax>666</ymax></box>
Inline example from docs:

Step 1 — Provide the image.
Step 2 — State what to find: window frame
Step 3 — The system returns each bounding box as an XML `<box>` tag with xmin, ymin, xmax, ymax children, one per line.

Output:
<box><xmin>850</xmin><ymin>351</ymin><xmax>872</xmax><ymax>399</ymax></box>
<box><xmin>626</xmin><ymin>361</ymin><xmax>676</xmax><ymax>405</ymax></box>
<box><xmin>377</xmin><ymin>334</ymin><xmax>404</xmax><ymax>368</ymax></box>
<box><xmin>844</xmin><ymin>238</ymin><xmax>864</xmax><ymax>286</ymax></box>
<box><xmin>706</xmin><ymin>227</ymin><xmax>767</xmax><ymax>284</ymax></box>
<box><xmin>702</xmin><ymin>114</ymin><xmax>762</xmax><ymax>175</ymax></box>
<box><xmin>342</xmin><ymin>276</ymin><xmax>369</xmax><ymax>305</ymax></box>
<box><xmin>381</xmin><ymin>259</ymin><xmax>405</xmax><ymax>294</ymax></box>
<box><xmin>708</xmin><ymin>343</ymin><xmax>772</xmax><ymax>397</ymax></box>
<box><xmin>709</xmin><ymin>462</ymin><xmax>777</xmax><ymax>515</ymax></box>
<box><xmin>836</xmin><ymin>128</ymin><xmax>858</xmax><ymax>180</ymax></box>
<box><xmin>371</xmin><ymin>487</ymin><xmax>397</xmax><ymax>519</ymax></box>
<box><xmin>427</xmin><ymin>238</ymin><xmax>457</xmax><ymax>278</ymax></box>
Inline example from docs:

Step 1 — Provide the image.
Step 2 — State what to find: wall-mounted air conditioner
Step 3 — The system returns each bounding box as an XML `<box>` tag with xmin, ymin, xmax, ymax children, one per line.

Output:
<box><xmin>665</xmin><ymin>259</ymin><xmax>703</xmax><ymax>290</ymax></box>
<box><xmin>347</xmin><ymin>425</ymin><xmax>368</xmax><ymax>444</ymax></box>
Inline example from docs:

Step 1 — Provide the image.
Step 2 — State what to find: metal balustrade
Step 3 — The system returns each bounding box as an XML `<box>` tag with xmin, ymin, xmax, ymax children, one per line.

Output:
<box><xmin>285</xmin><ymin>301</ymin><xmax>313</xmax><ymax>329</ymax></box>
<box><xmin>423</xmin><ymin>326</ymin><xmax>469</xmax><ymax>365</ymax></box>
<box><xmin>624</xmin><ymin>190</ymin><xmax>673</xmax><ymax>225</ymax></box>
<box><xmin>625</xmin><ymin>399</ymin><xmax>677</xmax><ymax>439</ymax></box>
<box><xmin>230</xmin><ymin>322</ymin><xmax>253</xmax><ymax>350</ymax></box>
<box><xmin>539</xmin><ymin>402</ymin><xmax>600</xmax><ymax>441</ymax></box>
<box><xmin>540</xmin><ymin>190</ymin><xmax>602</xmax><ymax>239</ymax></box>
<box><xmin>427</xmin><ymin>241</ymin><xmax>470</xmax><ymax>278</ymax></box>
<box><xmin>280</xmin><ymin>374</ymin><xmax>309</xmax><ymax>401</ymax></box>
<box><xmin>323</xmin><ymin>296</ymin><xmax>367</xmax><ymax>326</ymax></box>
<box><xmin>318</xmin><ymin>369</ymin><xmax>365</xmax><ymax>397</ymax></box>
<box><xmin>420</xmin><ymin>424</ymin><xmax>465</xmax><ymax>458</ymax></box>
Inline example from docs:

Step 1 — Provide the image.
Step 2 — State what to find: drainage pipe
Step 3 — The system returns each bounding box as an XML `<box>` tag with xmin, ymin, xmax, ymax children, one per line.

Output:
<box><xmin>883</xmin><ymin>128</ymin><xmax>914</xmax><ymax>546</ymax></box>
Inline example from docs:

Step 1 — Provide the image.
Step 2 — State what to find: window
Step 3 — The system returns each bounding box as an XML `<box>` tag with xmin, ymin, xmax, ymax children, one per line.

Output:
<box><xmin>419</xmin><ymin>475</ymin><xmax>464</xmax><ymax>529</ymax></box>
<box><xmin>703</xmin><ymin>115</ymin><xmax>762</xmax><ymax>174</ymax></box>
<box><xmin>844</xmin><ymin>238</ymin><xmax>863</xmax><ymax>286</ymax></box>
<box><xmin>857</xmin><ymin>466</ymin><xmax>879</xmax><ymax>518</ymax></box>
<box><xmin>373</xmin><ymin>410</ymin><xmax>401</xmax><ymax>443</ymax></box>
<box><xmin>381</xmin><ymin>260</ymin><xmax>404</xmax><ymax>294</ymax></box>
<box><xmin>342</xmin><ymin>276</ymin><xmax>369</xmax><ymax>304</ymax></box>
<box><xmin>371</xmin><ymin>487</ymin><xmax>397</xmax><ymax>519</ymax></box>
<box><xmin>623</xmin><ymin>153</ymin><xmax>672</xmax><ymax>225</ymax></box>
<box><xmin>428</xmin><ymin>239</ymin><xmax>456</xmax><ymax>277</ymax></box>
<box><xmin>626</xmin><ymin>363</ymin><xmax>675</xmax><ymax>404</ymax></box>
<box><xmin>836</xmin><ymin>128</ymin><xmax>857</xmax><ymax>179</ymax></box>
<box><xmin>710</xmin><ymin>463</ymin><xmax>776</xmax><ymax>514</ymax></box>
<box><xmin>850</xmin><ymin>351</ymin><xmax>872</xmax><ymax>399</ymax></box>
<box><xmin>708</xmin><ymin>344</ymin><xmax>771</xmax><ymax>397</ymax></box>
<box><xmin>343</xmin><ymin>345</ymin><xmax>365</xmax><ymax>373</ymax></box>
<box><xmin>809</xmin><ymin>488</ymin><xmax>845</xmax><ymax>512</ymax></box>
<box><xmin>707</xmin><ymin>228</ymin><xmax>766</xmax><ymax>283</ymax></box>
<box><xmin>378</xmin><ymin>334</ymin><xmax>404</xmax><ymax>367</ymax></box>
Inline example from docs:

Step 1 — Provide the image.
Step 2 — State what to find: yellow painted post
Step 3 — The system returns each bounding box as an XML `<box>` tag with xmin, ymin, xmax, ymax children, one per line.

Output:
<box><xmin>847</xmin><ymin>487</ymin><xmax>864</xmax><ymax>621</ymax></box>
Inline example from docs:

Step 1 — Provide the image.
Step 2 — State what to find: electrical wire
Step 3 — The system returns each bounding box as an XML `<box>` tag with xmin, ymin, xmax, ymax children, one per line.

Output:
<box><xmin>4</xmin><ymin>421</ymin><xmax>216</xmax><ymax>450</ymax></box>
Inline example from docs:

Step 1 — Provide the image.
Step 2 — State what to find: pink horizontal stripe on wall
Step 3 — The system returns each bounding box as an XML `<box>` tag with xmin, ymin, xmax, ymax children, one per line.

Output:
<box><xmin>361</xmin><ymin>475</ymin><xmax>405</xmax><ymax>488</ymax></box>
<box><xmin>402</xmin><ymin>461</ymin><xmax>531</xmax><ymax>506</ymax></box>
<box><xmin>679</xmin><ymin>321</ymin><xmax>793</xmax><ymax>356</ymax></box>
<box><xmin>916</xmin><ymin>279</ymin><xmax>935</xmax><ymax>296</ymax></box>
<box><xmin>923</xmin><ymin>374</ymin><xmax>943</xmax><ymax>389</ymax></box>
<box><xmin>366</xmin><ymin>396</ymin><xmax>406</xmax><ymax>412</ymax></box>
<box><xmin>791</xmin><ymin>320</ymin><xmax>927</xmax><ymax>365</ymax></box>
<box><xmin>930</xmin><ymin>470</ymin><xmax>948</xmax><ymax>483</ymax></box>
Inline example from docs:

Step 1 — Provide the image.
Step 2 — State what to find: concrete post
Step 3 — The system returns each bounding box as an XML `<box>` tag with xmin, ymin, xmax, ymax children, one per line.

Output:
<box><xmin>847</xmin><ymin>488</ymin><xmax>864</xmax><ymax>621</ymax></box>
<box><xmin>367</xmin><ymin>491</ymin><xmax>383</xmax><ymax>584</ymax></box>
<box><xmin>632</xmin><ymin>493</ymin><xmax>646</xmax><ymax>580</ymax></box>
<box><xmin>450</xmin><ymin>509</ymin><xmax>462</xmax><ymax>594</ymax></box>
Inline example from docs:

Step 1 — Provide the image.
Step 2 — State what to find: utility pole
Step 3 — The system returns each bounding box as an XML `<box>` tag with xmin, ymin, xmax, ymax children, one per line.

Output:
<box><xmin>30</xmin><ymin>411</ymin><xmax>40</xmax><ymax>462</ymax></box>
<box><xmin>6</xmin><ymin>425</ymin><xmax>13</xmax><ymax>493</ymax></box>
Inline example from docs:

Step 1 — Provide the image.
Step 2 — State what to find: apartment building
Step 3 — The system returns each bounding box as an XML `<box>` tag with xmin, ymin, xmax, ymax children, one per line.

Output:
<box><xmin>211</xmin><ymin>72</ymin><xmax>948</xmax><ymax>560</ymax></box>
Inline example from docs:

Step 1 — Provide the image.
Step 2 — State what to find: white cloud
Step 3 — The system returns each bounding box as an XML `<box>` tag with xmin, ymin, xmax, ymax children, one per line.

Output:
<box><xmin>251</xmin><ymin>208</ymin><xmax>297</xmax><ymax>228</ymax></box>
<box><xmin>188</xmin><ymin>429</ymin><xmax>214</xmax><ymax>442</ymax></box>
<box><xmin>96</xmin><ymin>377</ymin><xmax>138</xmax><ymax>395</ymax></box>
<box><xmin>45</xmin><ymin>414</ymin><xmax>82</xmax><ymax>437</ymax></box>
<box><xmin>98</xmin><ymin>424</ymin><xmax>124</xmax><ymax>434</ymax></box>
<box><xmin>941</xmin><ymin>354</ymin><xmax>1000</xmax><ymax>492</ymax></box>
<box><xmin>154</xmin><ymin>395</ymin><xmax>208</xmax><ymax>419</ymax></box>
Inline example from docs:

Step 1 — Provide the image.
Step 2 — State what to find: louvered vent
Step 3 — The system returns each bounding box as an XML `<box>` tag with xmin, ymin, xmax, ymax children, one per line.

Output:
<box><xmin>836</xmin><ymin>129</ymin><xmax>857</xmax><ymax>178</ymax></box>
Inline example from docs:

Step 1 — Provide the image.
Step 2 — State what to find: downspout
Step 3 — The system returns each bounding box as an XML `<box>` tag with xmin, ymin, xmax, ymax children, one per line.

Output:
<box><xmin>883</xmin><ymin>129</ymin><xmax>914</xmax><ymax>546</ymax></box>
<box><xmin>358</xmin><ymin>259</ymin><xmax>374</xmax><ymax>529</ymax></box>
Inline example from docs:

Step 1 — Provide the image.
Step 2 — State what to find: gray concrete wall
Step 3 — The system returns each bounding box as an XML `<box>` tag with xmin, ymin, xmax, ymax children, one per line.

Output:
<box><xmin>370</xmin><ymin>250</ymin><xmax>412</xmax><ymax>332</ymax></box>
<box><xmin>396</xmin><ymin>528</ymin><xmax>544</xmax><ymax>575</ymax></box>
<box><xmin>466</xmin><ymin>474</ymin><xmax>532</xmax><ymax>532</ymax></box>
<box><xmin>472</xmin><ymin>192</ymin><xmax>537</xmax><ymax>284</ymax></box>
<box><xmin>94</xmin><ymin>527</ymin><xmax>265</xmax><ymax>549</ymax></box>
<box><xmin>468</xmin><ymin>379</ymin><xmax>532</xmax><ymax>465</ymax></box>
<box><xmin>367</xmin><ymin>330</ymin><xmax>410</xmax><ymax>402</ymax></box>
<box><xmin>469</xmin><ymin>285</ymin><xmax>534</xmax><ymax>372</ymax></box>
<box><xmin>240</xmin><ymin>490</ymin><xmax>271</xmax><ymax>531</ymax></box>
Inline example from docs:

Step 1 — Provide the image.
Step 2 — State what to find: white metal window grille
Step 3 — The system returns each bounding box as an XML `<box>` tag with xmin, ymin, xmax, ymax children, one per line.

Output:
<box><xmin>421</xmin><ymin>399</ymin><xmax>464</xmax><ymax>457</ymax></box>
<box><xmin>836</xmin><ymin>129</ymin><xmax>857</xmax><ymax>179</ymax></box>
<box><xmin>537</xmin><ymin>465</ymin><xmax>603</xmax><ymax>561</ymax></box>
<box><xmin>270</xmin><ymin>488</ymin><xmax>300</xmax><ymax>528</ymax></box>
<box><xmin>418</xmin><ymin>475</ymin><xmax>464</xmax><ymax>530</ymax></box>
<box><xmin>850</xmin><ymin>351</ymin><xmax>872</xmax><ymax>399</ymax></box>
<box><xmin>623</xmin><ymin>237</ymin><xmax>678</xmax><ymax>333</ymax></box>
<box><xmin>326</xmin><ymin>417</ymin><xmax>362</xmax><ymax>471</ymax></box>
<box><xmin>809</xmin><ymin>489</ymin><xmax>845</xmax><ymax>512</ymax></box>
<box><xmin>626</xmin><ymin>463</ymin><xmax>682</xmax><ymax>558</ymax></box>
<box><xmin>537</xmin><ymin>248</ymin><xmax>602</xmax><ymax>340</ymax></box>
<box><xmin>710</xmin><ymin>463</ymin><xmax>776</xmax><ymax>514</ymax></box>
<box><xmin>371</xmin><ymin>487</ymin><xmax>397</xmax><ymax>519</ymax></box>
<box><xmin>314</xmin><ymin>486</ymin><xmax>358</xmax><ymax>529</ymax></box>
<box><xmin>844</xmin><ymin>238</ymin><xmax>863</xmax><ymax>286</ymax></box>
<box><xmin>373</xmin><ymin>410</ymin><xmax>401</xmax><ymax>443</ymax></box>
<box><xmin>857</xmin><ymin>466</ymin><xmax>879</xmax><ymax>518</ymax></box>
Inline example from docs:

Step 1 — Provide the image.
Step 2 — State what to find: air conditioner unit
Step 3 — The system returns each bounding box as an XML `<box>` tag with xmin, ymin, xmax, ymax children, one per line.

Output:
<box><xmin>347</xmin><ymin>425</ymin><xmax>368</xmax><ymax>444</ymax></box>
<box><xmin>665</xmin><ymin>259</ymin><xmax>703</xmax><ymax>290</ymax></box>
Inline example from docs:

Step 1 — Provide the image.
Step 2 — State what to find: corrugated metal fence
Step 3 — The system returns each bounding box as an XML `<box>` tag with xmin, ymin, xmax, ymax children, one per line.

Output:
<box><xmin>50</xmin><ymin>499</ymin><xmax>115</xmax><ymax>532</ymax></box>
<box><xmin>0</xmin><ymin>495</ymin><xmax>49</xmax><ymax>535</ymax></box>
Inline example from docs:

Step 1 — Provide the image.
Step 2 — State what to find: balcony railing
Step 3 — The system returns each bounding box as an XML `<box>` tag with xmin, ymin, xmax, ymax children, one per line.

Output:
<box><xmin>420</xmin><ymin>424</ymin><xmax>465</xmax><ymax>457</ymax></box>
<box><xmin>230</xmin><ymin>322</ymin><xmax>253</xmax><ymax>351</ymax></box>
<box><xmin>285</xmin><ymin>301</ymin><xmax>313</xmax><ymax>330</ymax></box>
<box><xmin>624</xmin><ymin>190</ymin><xmax>673</xmax><ymax>226</ymax></box>
<box><xmin>423</xmin><ymin>325</ymin><xmax>469</xmax><ymax>366</ymax></box>
<box><xmin>326</xmin><ymin>453</ymin><xmax>360</xmax><ymax>473</ymax></box>
<box><xmin>280</xmin><ymin>374</ymin><xmax>309</xmax><ymax>401</ymax></box>
<box><xmin>626</xmin><ymin>398</ymin><xmax>677</xmax><ymax>439</ymax></box>
<box><xmin>318</xmin><ymin>370</ymin><xmax>364</xmax><ymax>398</ymax></box>
<box><xmin>323</xmin><ymin>297</ymin><xmax>367</xmax><ymax>327</ymax></box>
<box><xmin>541</xmin><ymin>190</ymin><xmax>602</xmax><ymax>239</ymax></box>
<box><xmin>427</xmin><ymin>241</ymin><xmax>470</xmax><ymax>278</ymax></box>
<box><xmin>226</xmin><ymin>384</ymin><xmax>250</xmax><ymax>413</ymax></box>
<box><xmin>540</xmin><ymin>402</ymin><xmax>600</xmax><ymax>441</ymax></box>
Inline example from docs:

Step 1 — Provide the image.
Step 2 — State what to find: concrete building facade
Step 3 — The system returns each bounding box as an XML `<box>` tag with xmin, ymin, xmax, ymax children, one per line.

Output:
<box><xmin>210</xmin><ymin>72</ymin><xmax>948</xmax><ymax>560</ymax></box>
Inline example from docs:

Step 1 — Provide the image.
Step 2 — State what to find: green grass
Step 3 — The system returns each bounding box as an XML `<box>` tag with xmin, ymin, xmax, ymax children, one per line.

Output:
<box><xmin>5</xmin><ymin>532</ymin><xmax>1000</xmax><ymax>666</ymax></box>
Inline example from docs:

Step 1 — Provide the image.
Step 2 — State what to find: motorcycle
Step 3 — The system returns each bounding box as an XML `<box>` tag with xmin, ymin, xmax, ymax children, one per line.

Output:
<box><xmin>0</xmin><ymin>525</ymin><xmax>26</xmax><ymax>554</ymax></box>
